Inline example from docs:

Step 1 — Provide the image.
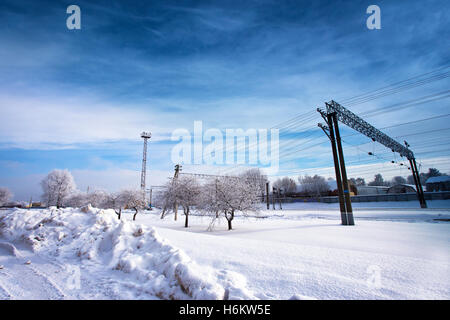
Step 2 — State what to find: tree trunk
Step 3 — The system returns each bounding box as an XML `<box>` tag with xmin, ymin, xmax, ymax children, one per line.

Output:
<box><xmin>184</xmin><ymin>207</ymin><xmax>189</xmax><ymax>228</ymax></box>
<box><xmin>133</xmin><ymin>208</ymin><xmax>138</xmax><ymax>221</ymax></box>
<box><xmin>227</xmin><ymin>210</ymin><xmax>234</xmax><ymax>230</ymax></box>
<box><xmin>115</xmin><ymin>208</ymin><xmax>121</xmax><ymax>220</ymax></box>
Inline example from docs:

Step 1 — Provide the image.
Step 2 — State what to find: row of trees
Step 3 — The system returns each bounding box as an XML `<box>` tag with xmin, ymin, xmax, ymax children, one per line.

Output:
<box><xmin>157</xmin><ymin>169</ymin><xmax>266</xmax><ymax>230</ymax></box>
<box><xmin>366</xmin><ymin>168</ymin><xmax>446</xmax><ymax>187</ymax></box>
<box><xmin>40</xmin><ymin>169</ymin><xmax>145</xmax><ymax>220</ymax></box>
<box><xmin>272</xmin><ymin>175</ymin><xmax>331</xmax><ymax>197</ymax></box>
<box><xmin>39</xmin><ymin>168</ymin><xmax>265</xmax><ymax>229</ymax></box>
<box><xmin>270</xmin><ymin>168</ymin><xmax>447</xmax><ymax>196</ymax></box>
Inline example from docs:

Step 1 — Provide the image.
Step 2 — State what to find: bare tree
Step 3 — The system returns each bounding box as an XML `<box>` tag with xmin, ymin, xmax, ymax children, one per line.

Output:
<box><xmin>175</xmin><ymin>176</ymin><xmax>201</xmax><ymax>228</ymax></box>
<box><xmin>102</xmin><ymin>192</ymin><xmax>126</xmax><ymax>219</ymax></box>
<box><xmin>119</xmin><ymin>189</ymin><xmax>145</xmax><ymax>221</ymax></box>
<box><xmin>273</xmin><ymin>177</ymin><xmax>297</xmax><ymax>194</ymax></box>
<box><xmin>201</xmin><ymin>177</ymin><xmax>260</xmax><ymax>230</ymax></box>
<box><xmin>298</xmin><ymin>175</ymin><xmax>330</xmax><ymax>197</ymax></box>
<box><xmin>0</xmin><ymin>187</ymin><xmax>13</xmax><ymax>206</ymax></box>
<box><xmin>391</xmin><ymin>176</ymin><xmax>407</xmax><ymax>185</ymax></box>
<box><xmin>64</xmin><ymin>191</ymin><xmax>88</xmax><ymax>208</ymax></box>
<box><xmin>239</xmin><ymin>168</ymin><xmax>268</xmax><ymax>198</ymax></box>
<box><xmin>41</xmin><ymin>170</ymin><xmax>76</xmax><ymax>208</ymax></box>
<box><xmin>368</xmin><ymin>174</ymin><xmax>390</xmax><ymax>187</ymax></box>
<box><xmin>349</xmin><ymin>177</ymin><xmax>366</xmax><ymax>186</ymax></box>
<box><xmin>159</xmin><ymin>181</ymin><xmax>177</xmax><ymax>220</ymax></box>
<box><xmin>87</xmin><ymin>190</ymin><xmax>108</xmax><ymax>208</ymax></box>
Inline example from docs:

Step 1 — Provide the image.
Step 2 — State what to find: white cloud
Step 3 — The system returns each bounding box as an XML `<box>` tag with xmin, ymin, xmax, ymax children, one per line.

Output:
<box><xmin>0</xmin><ymin>94</ymin><xmax>172</xmax><ymax>149</ymax></box>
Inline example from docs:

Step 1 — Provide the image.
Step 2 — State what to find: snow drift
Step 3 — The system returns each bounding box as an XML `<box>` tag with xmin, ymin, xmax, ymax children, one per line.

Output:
<box><xmin>0</xmin><ymin>207</ymin><xmax>256</xmax><ymax>300</ymax></box>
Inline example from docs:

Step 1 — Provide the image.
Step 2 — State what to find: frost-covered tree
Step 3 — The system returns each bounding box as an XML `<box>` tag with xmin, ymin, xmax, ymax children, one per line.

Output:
<box><xmin>87</xmin><ymin>190</ymin><xmax>108</xmax><ymax>208</ymax></box>
<box><xmin>119</xmin><ymin>189</ymin><xmax>145</xmax><ymax>221</ymax></box>
<box><xmin>407</xmin><ymin>175</ymin><xmax>415</xmax><ymax>185</ymax></box>
<box><xmin>159</xmin><ymin>176</ymin><xmax>201</xmax><ymax>226</ymax></box>
<box><xmin>239</xmin><ymin>168</ymin><xmax>268</xmax><ymax>197</ymax></box>
<box><xmin>273</xmin><ymin>177</ymin><xmax>297</xmax><ymax>194</ymax></box>
<box><xmin>64</xmin><ymin>191</ymin><xmax>88</xmax><ymax>208</ymax></box>
<box><xmin>200</xmin><ymin>177</ymin><xmax>260</xmax><ymax>230</ymax></box>
<box><xmin>41</xmin><ymin>170</ymin><xmax>76</xmax><ymax>208</ymax></box>
<box><xmin>391</xmin><ymin>176</ymin><xmax>407</xmax><ymax>185</ymax></box>
<box><xmin>368</xmin><ymin>173</ymin><xmax>390</xmax><ymax>187</ymax></box>
<box><xmin>0</xmin><ymin>187</ymin><xmax>13</xmax><ymax>206</ymax></box>
<box><xmin>101</xmin><ymin>192</ymin><xmax>126</xmax><ymax>219</ymax></box>
<box><xmin>349</xmin><ymin>177</ymin><xmax>366</xmax><ymax>186</ymax></box>
<box><xmin>174</xmin><ymin>176</ymin><xmax>201</xmax><ymax>228</ymax></box>
<box><xmin>298</xmin><ymin>175</ymin><xmax>330</xmax><ymax>197</ymax></box>
<box><xmin>159</xmin><ymin>180</ymin><xmax>178</xmax><ymax>220</ymax></box>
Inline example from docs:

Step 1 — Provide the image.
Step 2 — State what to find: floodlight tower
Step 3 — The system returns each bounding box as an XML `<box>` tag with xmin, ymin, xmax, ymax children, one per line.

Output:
<box><xmin>140</xmin><ymin>132</ymin><xmax>151</xmax><ymax>193</ymax></box>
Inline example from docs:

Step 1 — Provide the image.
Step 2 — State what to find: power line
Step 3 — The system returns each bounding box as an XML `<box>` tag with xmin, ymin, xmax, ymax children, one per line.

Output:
<box><xmin>339</xmin><ymin>64</ymin><xmax>450</xmax><ymax>104</ymax></box>
<box><xmin>360</xmin><ymin>90</ymin><xmax>450</xmax><ymax>118</ymax></box>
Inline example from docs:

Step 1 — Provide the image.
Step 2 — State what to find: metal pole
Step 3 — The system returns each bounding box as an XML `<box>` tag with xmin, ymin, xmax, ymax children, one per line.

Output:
<box><xmin>266</xmin><ymin>182</ymin><xmax>270</xmax><ymax>210</ymax></box>
<box><xmin>278</xmin><ymin>188</ymin><xmax>282</xmax><ymax>210</ymax></box>
<box><xmin>327</xmin><ymin>114</ymin><xmax>348</xmax><ymax>225</ymax></box>
<box><xmin>411</xmin><ymin>158</ymin><xmax>427</xmax><ymax>208</ymax></box>
<box><xmin>149</xmin><ymin>188</ymin><xmax>153</xmax><ymax>209</ymax></box>
<box><xmin>272</xmin><ymin>187</ymin><xmax>276</xmax><ymax>210</ymax></box>
<box><xmin>173</xmin><ymin>164</ymin><xmax>181</xmax><ymax>220</ymax></box>
<box><xmin>332</xmin><ymin>113</ymin><xmax>354</xmax><ymax>225</ymax></box>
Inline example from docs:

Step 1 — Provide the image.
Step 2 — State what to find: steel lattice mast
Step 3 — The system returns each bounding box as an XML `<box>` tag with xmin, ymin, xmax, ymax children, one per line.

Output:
<box><xmin>140</xmin><ymin>132</ymin><xmax>151</xmax><ymax>192</ymax></box>
<box><xmin>326</xmin><ymin>101</ymin><xmax>414</xmax><ymax>159</ymax></box>
<box><xmin>318</xmin><ymin>100</ymin><xmax>427</xmax><ymax>210</ymax></box>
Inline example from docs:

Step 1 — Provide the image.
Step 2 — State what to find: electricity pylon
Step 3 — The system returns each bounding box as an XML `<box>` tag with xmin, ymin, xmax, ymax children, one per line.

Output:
<box><xmin>140</xmin><ymin>132</ymin><xmax>151</xmax><ymax>200</ymax></box>
<box><xmin>318</xmin><ymin>100</ymin><xmax>427</xmax><ymax>217</ymax></box>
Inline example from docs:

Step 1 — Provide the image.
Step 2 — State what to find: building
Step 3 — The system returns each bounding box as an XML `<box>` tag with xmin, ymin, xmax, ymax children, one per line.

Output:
<box><xmin>387</xmin><ymin>184</ymin><xmax>416</xmax><ymax>194</ymax></box>
<box><xmin>356</xmin><ymin>185</ymin><xmax>389</xmax><ymax>195</ymax></box>
<box><xmin>426</xmin><ymin>176</ymin><xmax>450</xmax><ymax>192</ymax></box>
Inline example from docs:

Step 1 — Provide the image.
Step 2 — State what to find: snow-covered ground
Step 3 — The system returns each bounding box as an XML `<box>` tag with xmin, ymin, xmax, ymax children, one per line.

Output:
<box><xmin>0</xmin><ymin>200</ymin><xmax>449</xmax><ymax>300</ymax></box>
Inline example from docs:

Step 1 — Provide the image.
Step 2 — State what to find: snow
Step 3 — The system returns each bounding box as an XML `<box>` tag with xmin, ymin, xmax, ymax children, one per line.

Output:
<box><xmin>0</xmin><ymin>207</ymin><xmax>255</xmax><ymax>300</ymax></box>
<box><xmin>0</xmin><ymin>200</ymin><xmax>449</xmax><ymax>300</ymax></box>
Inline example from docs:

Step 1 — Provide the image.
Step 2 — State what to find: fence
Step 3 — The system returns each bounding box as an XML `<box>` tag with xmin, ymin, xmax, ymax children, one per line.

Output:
<box><xmin>267</xmin><ymin>191</ymin><xmax>450</xmax><ymax>204</ymax></box>
<box><xmin>318</xmin><ymin>191</ymin><xmax>450</xmax><ymax>203</ymax></box>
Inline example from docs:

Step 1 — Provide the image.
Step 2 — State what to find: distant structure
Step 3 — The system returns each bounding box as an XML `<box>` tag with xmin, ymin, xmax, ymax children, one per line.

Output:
<box><xmin>356</xmin><ymin>185</ymin><xmax>389</xmax><ymax>195</ymax></box>
<box><xmin>426</xmin><ymin>176</ymin><xmax>450</xmax><ymax>192</ymax></box>
<box><xmin>387</xmin><ymin>184</ymin><xmax>416</xmax><ymax>194</ymax></box>
<box><xmin>140</xmin><ymin>132</ymin><xmax>152</xmax><ymax>193</ymax></box>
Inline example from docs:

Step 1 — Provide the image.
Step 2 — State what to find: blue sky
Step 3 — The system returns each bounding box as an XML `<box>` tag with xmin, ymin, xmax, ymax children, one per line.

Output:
<box><xmin>0</xmin><ymin>0</ymin><xmax>449</xmax><ymax>200</ymax></box>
